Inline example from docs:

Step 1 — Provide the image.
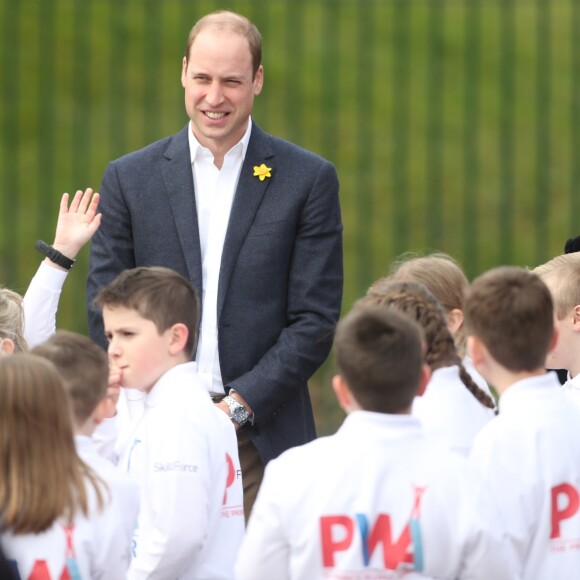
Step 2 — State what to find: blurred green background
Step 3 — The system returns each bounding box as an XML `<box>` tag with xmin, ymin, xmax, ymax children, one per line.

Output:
<box><xmin>1</xmin><ymin>0</ymin><xmax>578</xmax><ymax>433</ymax></box>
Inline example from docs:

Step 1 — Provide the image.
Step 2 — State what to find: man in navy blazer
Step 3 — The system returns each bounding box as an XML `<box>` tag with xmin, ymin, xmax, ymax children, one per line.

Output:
<box><xmin>87</xmin><ymin>10</ymin><xmax>343</xmax><ymax>515</ymax></box>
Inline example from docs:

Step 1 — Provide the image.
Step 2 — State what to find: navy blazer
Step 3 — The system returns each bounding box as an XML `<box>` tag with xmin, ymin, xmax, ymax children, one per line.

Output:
<box><xmin>87</xmin><ymin>123</ymin><xmax>343</xmax><ymax>463</ymax></box>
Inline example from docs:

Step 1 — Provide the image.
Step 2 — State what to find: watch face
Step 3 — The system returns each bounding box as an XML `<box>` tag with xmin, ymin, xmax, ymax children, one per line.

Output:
<box><xmin>231</xmin><ymin>405</ymin><xmax>249</xmax><ymax>423</ymax></box>
<box><xmin>226</xmin><ymin>396</ymin><xmax>249</xmax><ymax>424</ymax></box>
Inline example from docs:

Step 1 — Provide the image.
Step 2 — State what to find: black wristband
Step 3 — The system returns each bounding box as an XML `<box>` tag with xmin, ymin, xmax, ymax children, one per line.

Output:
<box><xmin>35</xmin><ymin>240</ymin><xmax>76</xmax><ymax>271</ymax></box>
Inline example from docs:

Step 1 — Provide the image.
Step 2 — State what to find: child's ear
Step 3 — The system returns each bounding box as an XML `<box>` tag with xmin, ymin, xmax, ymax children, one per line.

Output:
<box><xmin>332</xmin><ymin>374</ymin><xmax>356</xmax><ymax>413</ymax></box>
<box><xmin>168</xmin><ymin>323</ymin><xmax>189</xmax><ymax>355</ymax></box>
<box><xmin>0</xmin><ymin>337</ymin><xmax>15</xmax><ymax>357</ymax></box>
<box><xmin>446</xmin><ymin>308</ymin><xmax>464</xmax><ymax>335</ymax></box>
<box><xmin>416</xmin><ymin>363</ymin><xmax>431</xmax><ymax>397</ymax></box>
<box><xmin>572</xmin><ymin>305</ymin><xmax>580</xmax><ymax>331</ymax></box>
<box><xmin>467</xmin><ymin>335</ymin><xmax>485</xmax><ymax>369</ymax></box>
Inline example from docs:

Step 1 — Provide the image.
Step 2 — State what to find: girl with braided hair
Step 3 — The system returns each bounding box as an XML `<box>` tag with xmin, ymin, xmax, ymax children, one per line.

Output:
<box><xmin>362</xmin><ymin>279</ymin><xmax>495</xmax><ymax>456</ymax></box>
<box><xmin>388</xmin><ymin>252</ymin><xmax>495</xmax><ymax>405</ymax></box>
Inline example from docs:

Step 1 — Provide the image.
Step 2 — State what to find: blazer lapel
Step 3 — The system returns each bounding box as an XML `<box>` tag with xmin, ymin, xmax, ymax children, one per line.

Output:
<box><xmin>217</xmin><ymin>125</ymin><xmax>274</xmax><ymax>319</ymax></box>
<box><xmin>161</xmin><ymin>125</ymin><xmax>203</xmax><ymax>300</ymax></box>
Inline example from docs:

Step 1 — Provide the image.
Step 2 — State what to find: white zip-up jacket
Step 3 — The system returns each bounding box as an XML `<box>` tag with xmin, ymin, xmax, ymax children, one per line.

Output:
<box><xmin>470</xmin><ymin>372</ymin><xmax>580</xmax><ymax>579</ymax></box>
<box><xmin>118</xmin><ymin>362</ymin><xmax>244</xmax><ymax>579</ymax></box>
<box><xmin>236</xmin><ymin>411</ymin><xmax>517</xmax><ymax>579</ymax></box>
<box><xmin>22</xmin><ymin>261</ymin><xmax>67</xmax><ymax>348</ymax></box>
<box><xmin>75</xmin><ymin>435</ymin><xmax>140</xmax><ymax>555</ymax></box>
<box><xmin>1</xmin><ymin>475</ymin><xmax>132</xmax><ymax>579</ymax></box>
<box><xmin>412</xmin><ymin>365</ymin><xmax>495</xmax><ymax>456</ymax></box>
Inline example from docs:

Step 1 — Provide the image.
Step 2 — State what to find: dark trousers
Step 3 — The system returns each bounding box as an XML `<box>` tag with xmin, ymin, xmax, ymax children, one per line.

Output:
<box><xmin>237</xmin><ymin>431</ymin><xmax>264</xmax><ymax>523</ymax></box>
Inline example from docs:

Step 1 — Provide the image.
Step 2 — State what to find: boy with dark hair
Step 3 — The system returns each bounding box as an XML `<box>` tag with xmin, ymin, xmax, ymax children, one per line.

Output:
<box><xmin>465</xmin><ymin>266</ymin><xmax>580</xmax><ymax>579</ymax></box>
<box><xmin>236</xmin><ymin>305</ymin><xmax>517</xmax><ymax>579</ymax></box>
<box><xmin>96</xmin><ymin>266</ymin><xmax>244</xmax><ymax>579</ymax></box>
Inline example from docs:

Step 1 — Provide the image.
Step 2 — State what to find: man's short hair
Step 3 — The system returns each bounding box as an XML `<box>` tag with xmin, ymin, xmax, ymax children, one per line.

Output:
<box><xmin>184</xmin><ymin>10</ymin><xmax>262</xmax><ymax>77</ymax></box>
<box><xmin>96</xmin><ymin>267</ymin><xmax>199</xmax><ymax>359</ymax></box>
<box><xmin>464</xmin><ymin>266</ymin><xmax>554</xmax><ymax>372</ymax></box>
<box><xmin>533</xmin><ymin>253</ymin><xmax>580</xmax><ymax>319</ymax></box>
<box><xmin>334</xmin><ymin>305</ymin><xmax>423</xmax><ymax>413</ymax></box>
<box><xmin>32</xmin><ymin>331</ymin><xmax>109</xmax><ymax>426</ymax></box>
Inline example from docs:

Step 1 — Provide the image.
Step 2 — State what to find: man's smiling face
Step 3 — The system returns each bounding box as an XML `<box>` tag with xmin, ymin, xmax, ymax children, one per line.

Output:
<box><xmin>181</xmin><ymin>28</ymin><xmax>263</xmax><ymax>159</ymax></box>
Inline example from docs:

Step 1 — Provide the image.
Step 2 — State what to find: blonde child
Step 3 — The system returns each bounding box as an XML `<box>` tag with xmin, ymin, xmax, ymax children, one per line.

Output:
<box><xmin>0</xmin><ymin>354</ymin><xmax>132</xmax><ymax>577</ymax></box>
<box><xmin>96</xmin><ymin>266</ymin><xmax>244</xmax><ymax>579</ymax></box>
<box><xmin>364</xmin><ymin>279</ymin><xmax>495</xmax><ymax>456</ymax></box>
<box><xmin>465</xmin><ymin>266</ymin><xmax>580</xmax><ymax>578</ymax></box>
<box><xmin>533</xmin><ymin>253</ymin><xmax>580</xmax><ymax>410</ymax></box>
<box><xmin>236</xmin><ymin>306</ymin><xmax>517</xmax><ymax>579</ymax></box>
<box><xmin>388</xmin><ymin>251</ymin><xmax>493</xmax><ymax>401</ymax></box>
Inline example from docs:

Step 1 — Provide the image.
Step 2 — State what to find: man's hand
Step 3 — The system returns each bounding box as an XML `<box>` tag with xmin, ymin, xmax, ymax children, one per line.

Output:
<box><xmin>48</xmin><ymin>188</ymin><xmax>102</xmax><ymax>269</ymax></box>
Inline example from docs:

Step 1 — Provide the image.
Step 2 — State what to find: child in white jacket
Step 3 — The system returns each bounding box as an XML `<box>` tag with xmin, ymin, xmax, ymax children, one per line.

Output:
<box><xmin>534</xmin><ymin>253</ymin><xmax>580</xmax><ymax>411</ymax></box>
<box><xmin>365</xmin><ymin>279</ymin><xmax>495</xmax><ymax>456</ymax></box>
<box><xmin>465</xmin><ymin>266</ymin><xmax>580</xmax><ymax>579</ymax></box>
<box><xmin>0</xmin><ymin>354</ymin><xmax>133</xmax><ymax>578</ymax></box>
<box><xmin>31</xmin><ymin>330</ymin><xmax>140</xmax><ymax>553</ymax></box>
<box><xmin>96</xmin><ymin>266</ymin><xmax>244</xmax><ymax>579</ymax></box>
<box><xmin>236</xmin><ymin>305</ymin><xmax>517</xmax><ymax>579</ymax></box>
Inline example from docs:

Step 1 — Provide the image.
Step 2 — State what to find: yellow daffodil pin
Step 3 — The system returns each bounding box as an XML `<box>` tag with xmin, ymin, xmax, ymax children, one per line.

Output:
<box><xmin>253</xmin><ymin>164</ymin><xmax>272</xmax><ymax>181</ymax></box>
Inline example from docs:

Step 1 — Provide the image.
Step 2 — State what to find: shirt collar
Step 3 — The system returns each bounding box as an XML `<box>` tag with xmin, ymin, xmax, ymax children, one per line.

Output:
<box><xmin>498</xmin><ymin>371</ymin><xmax>561</xmax><ymax>413</ymax></box>
<box><xmin>188</xmin><ymin>117</ymin><xmax>252</xmax><ymax>164</ymax></box>
<box><xmin>338</xmin><ymin>410</ymin><xmax>423</xmax><ymax>442</ymax></box>
<box><xmin>146</xmin><ymin>361</ymin><xmax>199</xmax><ymax>407</ymax></box>
<box><xmin>563</xmin><ymin>372</ymin><xmax>580</xmax><ymax>391</ymax></box>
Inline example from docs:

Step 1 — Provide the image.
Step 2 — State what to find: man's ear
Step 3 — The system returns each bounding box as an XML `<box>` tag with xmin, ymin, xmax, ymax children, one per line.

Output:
<box><xmin>181</xmin><ymin>57</ymin><xmax>188</xmax><ymax>88</ymax></box>
<box><xmin>168</xmin><ymin>323</ymin><xmax>189</xmax><ymax>356</ymax></box>
<box><xmin>253</xmin><ymin>65</ymin><xmax>264</xmax><ymax>95</ymax></box>
<box><xmin>446</xmin><ymin>308</ymin><xmax>464</xmax><ymax>335</ymax></box>
<box><xmin>416</xmin><ymin>363</ymin><xmax>432</xmax><ymax>397</ymax></box>
<box><xmin>0</xmin><ymin>337</ymin><xmax>15</xmax><ymax>356</ymax></box>
<box><xmin>332</xmin><ymin>374</ymin><xmax>357</xmax><ymax>413</ymax></box>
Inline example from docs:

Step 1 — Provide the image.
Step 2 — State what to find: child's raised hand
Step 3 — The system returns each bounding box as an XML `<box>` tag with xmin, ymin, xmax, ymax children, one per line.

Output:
<box><xmin>51</xmin><ymin>188</ymin><xmax>102</xmax><ymax>261</ymax></box>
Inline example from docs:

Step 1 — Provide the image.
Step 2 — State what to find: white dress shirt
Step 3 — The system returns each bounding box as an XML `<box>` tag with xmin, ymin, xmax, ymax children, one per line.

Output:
<box><xmin>188</xmin><ymin>120</ymin><xmax>252</xmax><ymax>394</ymax></box>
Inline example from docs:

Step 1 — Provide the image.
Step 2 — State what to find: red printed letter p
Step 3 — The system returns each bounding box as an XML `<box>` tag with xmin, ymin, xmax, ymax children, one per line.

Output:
<box><xmin>551</xmin><ymin>483</ymin><xmax>580</xmax><ymax>539</ymax></box>
<box><xmin>320</xmin><ymin>515</ymin><xmax>354</xmax><ymax>567</ymax></box>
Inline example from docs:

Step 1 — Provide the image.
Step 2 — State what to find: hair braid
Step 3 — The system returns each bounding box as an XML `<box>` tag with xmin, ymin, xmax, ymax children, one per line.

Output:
<box><xmin>365</xmin><ymin>279</ymin><xmax>496</xmax><ymax>411</ymax></box>
<box><xmin>457</xmin><ymin>364</ymin><xmax>496</xmax><ymax>412</ymax></box>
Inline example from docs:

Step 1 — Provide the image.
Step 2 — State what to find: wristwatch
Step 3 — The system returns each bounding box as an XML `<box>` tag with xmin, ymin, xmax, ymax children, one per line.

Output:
<box><xmin>223</xmin><ymin>395</ymin><xmax>252</xmax><ymax>427</ymax></box>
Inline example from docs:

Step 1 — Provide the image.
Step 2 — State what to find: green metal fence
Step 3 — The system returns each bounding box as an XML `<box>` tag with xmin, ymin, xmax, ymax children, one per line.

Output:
<box><xmin>1</xmin><ymin>0</ymin><xmax>578</xmax><ymax>432</ymax></box>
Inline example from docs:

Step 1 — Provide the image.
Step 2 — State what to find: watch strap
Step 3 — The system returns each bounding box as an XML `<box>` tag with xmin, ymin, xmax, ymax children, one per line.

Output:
<box><xmin>35</xmin><ymin>240</ymin><xmax>76</xmax><ymax>271</ymax></box>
